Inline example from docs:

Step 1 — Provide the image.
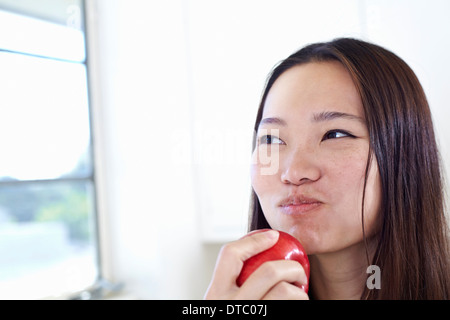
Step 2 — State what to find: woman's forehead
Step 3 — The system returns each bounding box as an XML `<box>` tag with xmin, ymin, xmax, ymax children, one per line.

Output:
<box><xmin>263</xmin><ymin>61</ymin><xmax>364</xmax><ymax>120</ymax></box>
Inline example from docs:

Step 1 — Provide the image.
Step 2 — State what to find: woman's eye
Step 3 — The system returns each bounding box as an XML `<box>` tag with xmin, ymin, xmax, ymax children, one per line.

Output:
<box><xmin>259</xmin><ymin>135</ymin><xmax>284</xmax><ymax>145</ymax></box>
<box><xmin>322</xmin><ymin>130</ymin><xmax>354</xmax><ymax>141</ymax></box>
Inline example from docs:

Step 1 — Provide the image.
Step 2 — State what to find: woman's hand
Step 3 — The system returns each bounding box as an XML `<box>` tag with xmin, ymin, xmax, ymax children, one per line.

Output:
<box><xmin>204</xmin><ymin>229</ymin><xmax>309</xmax><ymax>300</ymax></box>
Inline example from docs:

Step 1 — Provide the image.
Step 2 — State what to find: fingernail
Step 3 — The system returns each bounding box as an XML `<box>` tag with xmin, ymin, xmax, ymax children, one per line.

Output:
<box><xmin>300</xmin><ymin>283</ymin><xmax>309</xmax><ymax>293</ymax></box>
<box><xmin>265</xmin><ymin>229</ymin><xmax>279</xmax><ymax>240</ymax></box>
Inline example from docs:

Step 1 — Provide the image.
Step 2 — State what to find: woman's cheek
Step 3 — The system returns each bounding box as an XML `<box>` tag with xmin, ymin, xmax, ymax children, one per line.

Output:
<box><xmin>250</xmin><ymin>162</ymin><xmax>268</xmax><ymax>194</ymax></box>
<box><xmin>250</xmin><ymin>151</ymin><xmax>259</xmax><ymax>185</ymax></box>
<box><xmin>250</xmin><ymin>157</ymin><xmax>280</xmax><ymax>202</ymax></box>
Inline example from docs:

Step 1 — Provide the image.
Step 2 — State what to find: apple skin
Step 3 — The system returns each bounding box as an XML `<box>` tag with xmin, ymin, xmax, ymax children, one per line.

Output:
<box><xmin>236</xmin><ymin>229</ymin><xmax>310</xmax><ymax>293</ymax></box>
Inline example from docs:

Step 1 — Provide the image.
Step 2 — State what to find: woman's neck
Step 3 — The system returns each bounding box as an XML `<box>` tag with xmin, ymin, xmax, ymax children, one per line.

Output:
<box><xmin>308</xmin><ymin>240</ymin><xmax>376</xmax><ymax>300</ymax></box>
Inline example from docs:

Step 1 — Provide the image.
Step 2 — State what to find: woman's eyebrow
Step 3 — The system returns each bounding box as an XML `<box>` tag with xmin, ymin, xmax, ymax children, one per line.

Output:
<box><xmin>258</xmin><ymin>117</ymin><xmax>287</xmax><ymax>127</ymax></box>
<box><xmin>259</xmin><ymin>112</ymin><xmax>364</xmax><ymax>128</ymax></box>
<box><xmin>312</xmin><ymin>111</ymin><xmax>364</xmax><ymax>123</ymax></box>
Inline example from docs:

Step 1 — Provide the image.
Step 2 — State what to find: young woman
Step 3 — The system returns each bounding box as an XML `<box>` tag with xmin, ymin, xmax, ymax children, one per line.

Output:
<box><xmin>204</xmin><ymin>38</ymin><xmax>450</xmax><ymax>299</ymax></box>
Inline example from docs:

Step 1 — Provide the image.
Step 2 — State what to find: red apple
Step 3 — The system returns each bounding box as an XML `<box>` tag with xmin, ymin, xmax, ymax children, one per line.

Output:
<box><xmin>236</xmin><ymin>229</ymin><xmax>310</xmax><ymax>293</ymax></box>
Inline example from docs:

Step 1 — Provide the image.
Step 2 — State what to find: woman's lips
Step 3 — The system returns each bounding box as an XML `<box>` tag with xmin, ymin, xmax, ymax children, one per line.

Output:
<box><xmin>278</xmin><ymin>195</ymin><xmax>322</xmax><ymax>215</ymax></box>
<box><xmin>279</xmin><ymin>202</ymin><xmax>322</xmax><ymax>215</ymax></box>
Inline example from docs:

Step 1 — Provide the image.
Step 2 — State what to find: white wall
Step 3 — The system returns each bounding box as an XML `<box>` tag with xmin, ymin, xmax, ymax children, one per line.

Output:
<box><xmin>361</xmin><ymin>0</ymin><xmax>450</xmax><ymax>192</ymax></box>
<box><xmin>88</xmin><ymin>0</ymin><xmax>216</xmax><ymax>299</ymax></box>
<box><xmin>88</xmin><ymin>0</ymin><xmax>450</xmax><ymax>299</ymax></box>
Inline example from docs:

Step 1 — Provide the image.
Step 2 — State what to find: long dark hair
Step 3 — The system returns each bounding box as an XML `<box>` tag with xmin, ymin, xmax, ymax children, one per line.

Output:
<box><xmin>249</xmin><ymin>38</ymin><xmax>450</xmax><ymax>299</ymax></box>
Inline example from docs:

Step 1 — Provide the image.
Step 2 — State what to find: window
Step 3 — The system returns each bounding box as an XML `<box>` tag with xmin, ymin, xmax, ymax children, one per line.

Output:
<box><xmin>0</xmin><ymin>0</ymin><xmax>100</xmax><ymax>299</ymax></box>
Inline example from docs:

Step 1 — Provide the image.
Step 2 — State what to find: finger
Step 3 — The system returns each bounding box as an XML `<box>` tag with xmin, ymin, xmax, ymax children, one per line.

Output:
<box><xmin>237</xmin><ymin>260</ymin><xmax>307</xmax><ymax>299</ymax></box>
<box><xmin>262</xmin><ymin>281</ymin><xmax>309</xmax><ymax>300</ymax></box>
<box><xmin>235</xmin><ymin>229</ymin><xmax>280</xmax><ymax>261</ymax></box>
<box><xmin>206</xmin><ymin>230</ymin><xmax>279</xmax><ymax>297</ymax></box>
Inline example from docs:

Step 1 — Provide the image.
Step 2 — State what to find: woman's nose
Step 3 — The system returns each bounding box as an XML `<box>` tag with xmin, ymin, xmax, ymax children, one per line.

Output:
<box><xmin>280</xmin><ymin>147</ymin><xmax>321</xmax><ymax>185</ymax></box>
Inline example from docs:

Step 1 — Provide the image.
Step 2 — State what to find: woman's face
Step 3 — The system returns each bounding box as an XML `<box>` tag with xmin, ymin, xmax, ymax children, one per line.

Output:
<box><xmin>251</xmin><ymin>61</ymin><xmax>381</xmax><ymax>255</ymax></box>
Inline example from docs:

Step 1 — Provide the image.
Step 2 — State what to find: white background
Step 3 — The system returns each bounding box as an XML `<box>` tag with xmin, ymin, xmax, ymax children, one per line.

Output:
<box><xmin>87</xmin><ymin>0</ymin><xmax>450</xmax><ymax>299</ymax></box>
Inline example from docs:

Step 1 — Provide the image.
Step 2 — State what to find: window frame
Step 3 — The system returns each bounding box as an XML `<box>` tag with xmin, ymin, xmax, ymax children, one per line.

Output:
<box><xmin>0</xmin><ymin>0</ymin><xmax>107</xmax><ymax>299</ymax></box>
